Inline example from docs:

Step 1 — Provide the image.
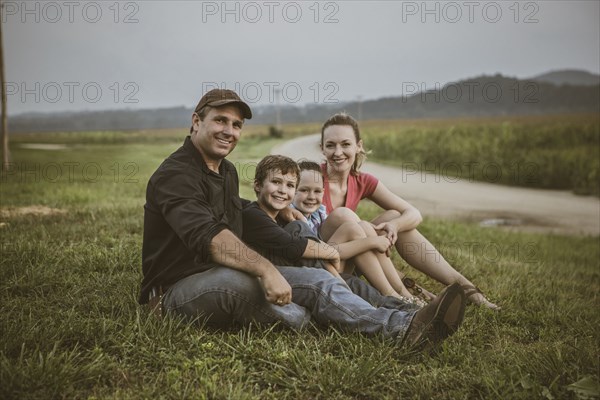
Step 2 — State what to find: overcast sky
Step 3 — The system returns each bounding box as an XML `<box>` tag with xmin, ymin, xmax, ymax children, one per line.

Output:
<box><xmin>3</xmin><ymin>0</ymin><xmax>599</xmax><ymax>115</ymax></box>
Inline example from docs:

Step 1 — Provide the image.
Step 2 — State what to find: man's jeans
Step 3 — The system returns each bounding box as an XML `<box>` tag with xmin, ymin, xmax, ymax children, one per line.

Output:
<box><xmin>162</xmin><ymin>266</ymin><xmax>310</xmax><ymax>330</ymax></box>
<box><xmin>162</xmin><ymin>265</ymin><xmax>417</xmax><ymax>342</ymax></box>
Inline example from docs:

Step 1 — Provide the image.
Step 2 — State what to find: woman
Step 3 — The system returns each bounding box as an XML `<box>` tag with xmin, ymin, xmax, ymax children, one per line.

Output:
<box><xmin>317</xmin><ymin>112</ymin><xmax>500</xmax><ymax>310</ymax></box>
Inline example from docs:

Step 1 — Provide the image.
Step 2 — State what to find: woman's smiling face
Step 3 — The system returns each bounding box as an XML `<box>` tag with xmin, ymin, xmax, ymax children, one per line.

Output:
<box><xmin>321</xmin><ymin>124</ymin><xmax>363</xmax><ymax>174</ymax></box>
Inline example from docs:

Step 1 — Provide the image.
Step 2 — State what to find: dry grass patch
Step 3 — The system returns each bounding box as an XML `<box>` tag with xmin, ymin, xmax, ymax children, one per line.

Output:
<box><xmin>0</xmin><ymin>206</ymin><xmax>67</xmax><ymax>219</ymax></box>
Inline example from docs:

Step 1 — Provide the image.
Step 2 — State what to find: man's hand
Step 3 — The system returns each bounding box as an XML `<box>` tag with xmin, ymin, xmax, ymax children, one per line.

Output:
<box><xmin>210</xmin><ymin>230</ymin><xmax>292</xmax><ymax>306</ymax></box>
<box><xmin>279</xmin><ymin>206</ymin><xmax>307</xmax><ymax>223</ymax></box>
<box><xmin>259</xmin><ymin>266</ymin><xmax>293</xmax><ymax>306</ymax></box>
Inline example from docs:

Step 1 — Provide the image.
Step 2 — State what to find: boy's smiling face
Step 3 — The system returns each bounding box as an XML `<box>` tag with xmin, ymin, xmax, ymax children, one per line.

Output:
<box><xmin>254</xmin><ymin>169</ymin><xmax>298</xmax><ymax>220</ymax></box>
<box><xmin>293</xmin><ymin>169</ymin><xmax>324</xmax><ymax>215</ymax></box>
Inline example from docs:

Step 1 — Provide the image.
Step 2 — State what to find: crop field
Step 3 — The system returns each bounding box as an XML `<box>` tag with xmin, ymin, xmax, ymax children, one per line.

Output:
<box><xmin>361</xmin><ymin>114</ymin><xmax>600</xmax><ymax>195</ymax></box>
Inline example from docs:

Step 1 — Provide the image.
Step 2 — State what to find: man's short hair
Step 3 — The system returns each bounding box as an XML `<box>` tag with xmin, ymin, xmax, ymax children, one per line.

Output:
<box><xmin>195</xmin><ymin>89</ymin><xmax>252</xmax><ymax>119</ymax></box>
<box><xmin>254</xmin><ymin>155</ymin><xmax>300</xmax><ymax>194</ymax></box>
<box><xmin>196</xmin><ymin>105</ymin><xmax>213</xmax><ymax>121</ymax></box>
<box><xmin>189</xmin><ymin>89</ymin><xmax>252</xmax><ymax>134</ymax></box>
<box><xmin>189</xmin><ymin>105</ymin><xmax>214</xmax><ymax>133</ymax></box>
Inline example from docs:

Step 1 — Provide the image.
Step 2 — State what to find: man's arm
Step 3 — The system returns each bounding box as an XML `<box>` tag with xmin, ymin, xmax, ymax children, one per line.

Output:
<box><xmin>209</xmin><ymin>229</ymin><xmax>292</xmax><ymax>305</ymax></box>
<box><xmin>152</xmin><ymin>171</ymin><xmax>291</xmax><ymax>305</ymax></box>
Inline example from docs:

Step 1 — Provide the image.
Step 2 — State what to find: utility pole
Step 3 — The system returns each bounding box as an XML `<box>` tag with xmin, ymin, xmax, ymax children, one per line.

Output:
<box><xmin>275</xmin><ymin>88</ymin><xmax>281</xmax><ymax>131</ymax></box>
<box><xmin>0</xmin><ymin>0</ymin><xmax>9</xmax><ymax>169</ymax></box>
<box><xmin>357</xmin><ymin>95</ymin><xmax>363</xmax><ymax>121</ymax></box>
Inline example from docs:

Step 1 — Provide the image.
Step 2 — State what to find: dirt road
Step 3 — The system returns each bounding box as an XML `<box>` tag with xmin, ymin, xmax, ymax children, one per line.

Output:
<box><xmin>272</xmin><ymin>134</ymin><xmax>600</xmax><ymax>236</ymax></box>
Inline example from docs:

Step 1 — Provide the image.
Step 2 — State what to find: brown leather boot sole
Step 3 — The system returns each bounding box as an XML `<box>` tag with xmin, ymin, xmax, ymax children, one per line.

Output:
<box><xmin>403</xmin><ymin>283</ymin><xmax>466</xmax><ymax>350</ymax></box>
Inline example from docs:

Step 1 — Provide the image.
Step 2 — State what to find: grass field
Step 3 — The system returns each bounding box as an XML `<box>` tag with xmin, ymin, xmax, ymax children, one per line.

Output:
<box><xmin>1</xmin><ymin>123</ymin><xmax>599</xmax><ymax>399</ymax></box>
<box><xmin>361</xmin><ymin>114</ymin><xmax>600</xmax><ymax>195</ymax></box>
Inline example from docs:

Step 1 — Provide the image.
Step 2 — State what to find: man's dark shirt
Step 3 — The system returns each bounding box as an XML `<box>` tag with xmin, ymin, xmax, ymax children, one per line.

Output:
<box><xmin>139</xmin><ymin>136</ymin><xmax>243</xmax><ymax>304</ymax></box>
<box><xmin>241</xmin><ymin>202</ymin><xmax>309</xmax><ymax>267</ymax></box>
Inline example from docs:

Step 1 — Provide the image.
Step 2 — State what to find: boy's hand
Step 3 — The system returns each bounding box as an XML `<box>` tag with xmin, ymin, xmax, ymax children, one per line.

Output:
<box><xmin>371</xmin><ymin>235</ymin><xmax>393</xmax><ymax>254</ymax></box>
<box><xmin>329</xmin><ymin>257</ymin><xmax>342</xmax><ymax>272</ymax></box>
<box><xmin>279</xmin><ymin>207</ymin><xmax>307</xmax><ymax>223</ymax></box>
<box><xmin>323</xmin><ymin>263</ymin><xmax>350</xmax><ymax>288</ymax></box>
<box><xmin>259</xmin><ymin>266</ymin><xmax>292</xmax><ymax>306</ymax></box>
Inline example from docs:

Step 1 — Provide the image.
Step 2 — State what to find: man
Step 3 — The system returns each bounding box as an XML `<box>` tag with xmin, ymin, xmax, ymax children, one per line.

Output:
<box><xmin>139</xmin><ymin>89</ymin><xmax>308</xmax><ymax>329</ymax></box>
<box><xmin>139</xmin><ymin>89</ymin><xmax>466</xmax><ymax>348</ymax></box>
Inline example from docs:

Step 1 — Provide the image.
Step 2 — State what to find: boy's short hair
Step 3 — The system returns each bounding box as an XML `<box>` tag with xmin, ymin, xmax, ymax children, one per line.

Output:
<box><xmin>297</xmin><ymin>160</ymin><xmax>322</xmax><ymax>173</ymax></box>
<box><xmin>254</xmin><ymin>155</ymin><xmax>300</xmax><ymax>194</ymax></box>
<box><xmin>297</xmin><ymin>160</ymin><xmax>324</xmax><ymax>187</ymax></box>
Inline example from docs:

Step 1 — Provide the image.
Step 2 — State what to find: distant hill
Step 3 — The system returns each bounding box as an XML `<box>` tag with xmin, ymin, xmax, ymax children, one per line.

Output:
<box><xmin>239</xmin><ymin>73</ymin><xmax>599</xmax><ymax>123</ymax></box>
<box><xmin>531</xmin><ymin>69</ymin><xmax>600</xmax><ymax>86</ymax></box>
<box><xmin>8</xmin><ymin>71</ymin><xmax>600</xmax><ymax>133</ymax></box>
<box><xmin>336</xmin><ymin>73</ymin><xmax>600</xmax><ymax>121</ymax></box>
<box><xmin>10</xmin><ymin>107</ymin><xmax>191</xmax><ymax>134</ymax></box>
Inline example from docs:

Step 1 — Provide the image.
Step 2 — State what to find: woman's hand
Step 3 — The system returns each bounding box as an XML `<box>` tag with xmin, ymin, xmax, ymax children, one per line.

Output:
<box><xmin>372</xmin><ymin>222</ymin><xmax>398</xmax><ymax>245</ymax></box>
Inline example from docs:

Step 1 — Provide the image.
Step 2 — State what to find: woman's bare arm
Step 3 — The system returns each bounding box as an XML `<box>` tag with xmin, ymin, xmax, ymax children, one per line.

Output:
<box><xmin>368</xmin><ymin>182</ymin><xmax>423</xmax><ymax>233</ymax></box>
<box><xmin>333</xmin><ymin>236</ymin><xmax>391</xmax><ymax>260</ymax></box>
